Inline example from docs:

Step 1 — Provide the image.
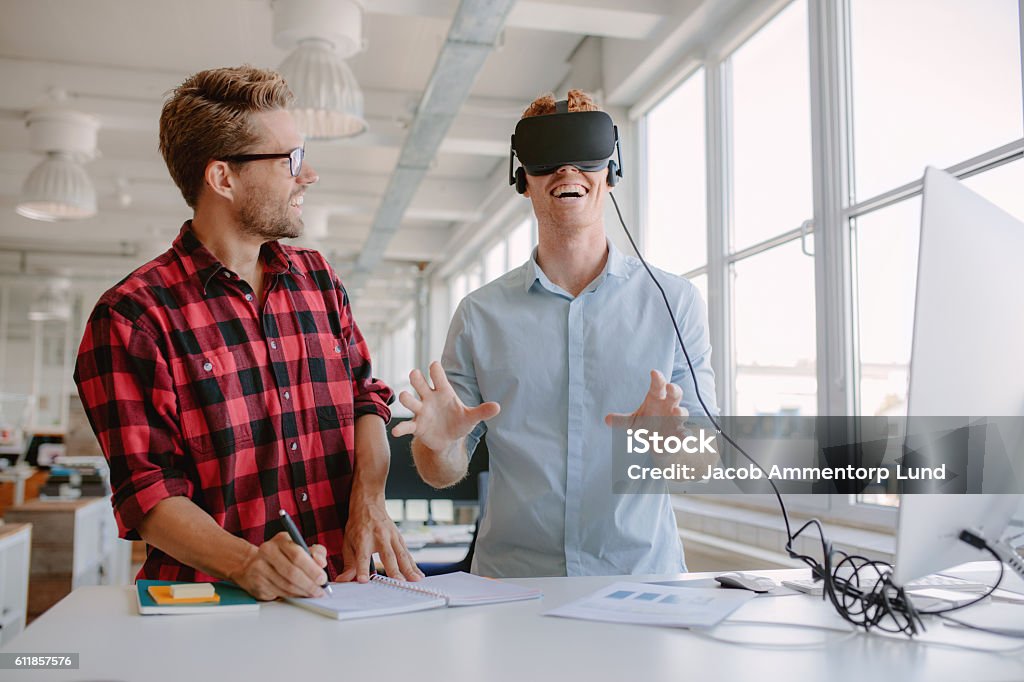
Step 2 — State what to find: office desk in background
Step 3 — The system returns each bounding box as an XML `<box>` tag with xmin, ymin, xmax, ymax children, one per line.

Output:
<box><xmin>403</xmin><ymin>523</ymin><xmax>475</xmax><ymax>565</ymax></box>
<box><xmin>1</xmin><ymin>566</ymin><xmax>1022</xmax><ymax>682</ymax></box>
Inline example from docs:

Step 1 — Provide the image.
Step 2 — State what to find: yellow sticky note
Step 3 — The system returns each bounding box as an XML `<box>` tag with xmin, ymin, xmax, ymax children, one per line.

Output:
<box><xmin>148</xmin><ymin>585</ymin><xmax>221</xmax><ymax>605</ymax></box>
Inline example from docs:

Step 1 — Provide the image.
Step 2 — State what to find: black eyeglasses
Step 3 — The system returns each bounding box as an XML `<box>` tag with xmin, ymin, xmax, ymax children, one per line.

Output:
<box><xmin>220</xmin><ymin>146</ymin><xmax>304</xmax><ymax>177</ymax></box>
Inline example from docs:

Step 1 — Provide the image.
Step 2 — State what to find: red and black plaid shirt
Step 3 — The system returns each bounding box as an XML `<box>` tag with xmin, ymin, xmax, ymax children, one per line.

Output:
<box><xmin>74</xmin><ymin>222</ymin><xmax>393</xmax><ymax>582</ymax></box>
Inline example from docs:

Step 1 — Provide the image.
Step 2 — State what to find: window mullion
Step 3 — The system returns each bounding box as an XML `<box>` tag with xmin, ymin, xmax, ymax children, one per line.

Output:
<box><xmin>809</xmin><ymin>0</ymin><xmax>856</xmax><ymax>417</ymax></box>
<box><xmin>706</xmin><ymin>58</ymin><xmax>733</xmax><ymax>415</ymax></box>
<box><xmin>845</xmin><ymin>138</ymin><xmax>1024</xmax><ymax>219</ymax></box>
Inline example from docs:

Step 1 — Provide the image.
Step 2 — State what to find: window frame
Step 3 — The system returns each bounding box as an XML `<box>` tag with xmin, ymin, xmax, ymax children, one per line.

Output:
<box><xmin>633</xmin><ymin>0</ymin><xmax>1024</xmax><ymax>528</ymax></box>
<box><xmin>638</xmin><ymin>63</ymin><xmax>709</xmax><ymax>275</ymax></box>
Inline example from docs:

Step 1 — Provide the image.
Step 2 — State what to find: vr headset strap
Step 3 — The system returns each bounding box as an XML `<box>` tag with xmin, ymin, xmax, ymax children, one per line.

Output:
<box><xmin>555</xmin><ymin>99</ymin><xmax>569</xmax><ymax>114</ymax></box>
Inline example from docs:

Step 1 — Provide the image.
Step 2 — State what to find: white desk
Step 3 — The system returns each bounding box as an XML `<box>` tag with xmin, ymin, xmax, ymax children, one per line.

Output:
<box><xmin>1</xmin><ymin>567</ymin><xmax>1022</xmax><ymax>682</ymax></box>
<box><xmin>403</xmin><ymin>523</ymin><xmax>474</xmax><ymax>564</ymax></box>
<box><xmin>408</xmin><ymin>545</ymin><xmax>469</xmax><ymax>564</ymax></box>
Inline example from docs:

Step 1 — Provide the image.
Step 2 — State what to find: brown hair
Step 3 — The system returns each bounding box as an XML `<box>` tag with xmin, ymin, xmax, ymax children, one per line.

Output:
<box><xmin>521</xmin><ymin>89</ymin><xmax>600</xmax><ymax>118</ymax></box>
<box><xmin>158</xmin><ymin>65</ymin><xmax>294</xmax><ymax>209</ymax></box>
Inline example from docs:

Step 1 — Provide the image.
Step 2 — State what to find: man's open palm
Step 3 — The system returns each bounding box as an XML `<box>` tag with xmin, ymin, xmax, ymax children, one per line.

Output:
<box><xmin>391</xmin><ymin>361</ymin><xmax>500</xmax><ymax>449</ymax></box>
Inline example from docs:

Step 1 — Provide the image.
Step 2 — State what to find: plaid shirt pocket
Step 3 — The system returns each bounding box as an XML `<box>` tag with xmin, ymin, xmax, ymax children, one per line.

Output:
<box><xmin>304</xmin><ymin>335</ymin><xmax>354</xmax><ymax>428</ymax></box>
<box><xmin>170</xmin><ymin>347</ymin><xmax>255</xmax><ymax>455</ymax></box>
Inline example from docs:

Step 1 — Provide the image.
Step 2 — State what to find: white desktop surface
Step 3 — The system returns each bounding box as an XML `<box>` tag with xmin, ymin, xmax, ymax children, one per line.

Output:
<box><xmin>2</xmin><ymin>566</ymin><xmax>1023</xmax><ymax>682</ymax></box>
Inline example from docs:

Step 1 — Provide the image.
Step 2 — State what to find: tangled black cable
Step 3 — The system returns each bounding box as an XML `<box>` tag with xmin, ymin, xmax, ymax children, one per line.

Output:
<box><xmin>609</xmin><ymin>193</ymin><xmax>1004</xmax><ymax>637</ymax></box>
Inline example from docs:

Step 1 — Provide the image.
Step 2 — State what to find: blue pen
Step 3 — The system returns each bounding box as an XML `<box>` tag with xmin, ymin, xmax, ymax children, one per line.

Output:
<box><xmin>278</xmin><ymin>509</ymin><xmax>333</xmax><ymax>595</ymax></box>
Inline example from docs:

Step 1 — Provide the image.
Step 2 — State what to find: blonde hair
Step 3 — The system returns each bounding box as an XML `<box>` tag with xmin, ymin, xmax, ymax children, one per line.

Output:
<box><xmin>521</xmin><ymin>89</ymin><xmax>600</xmax><ymax>118</ymax></box>
<box><xmin>159</xmin><ymin>65</ymin><xmax>294</xmax><ymax>209</ymax></box>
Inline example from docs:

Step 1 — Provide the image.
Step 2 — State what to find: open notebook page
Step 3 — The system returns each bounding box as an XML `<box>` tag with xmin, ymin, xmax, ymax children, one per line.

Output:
<box><xmin>411</xmin><ymin>571</ymin><xmax>543</xmax><ymax>606</ymax></box>
<box><xmin>286</xmin><ymin>580</ymin><xmax>446</xmax><ymax>621</ymax></box>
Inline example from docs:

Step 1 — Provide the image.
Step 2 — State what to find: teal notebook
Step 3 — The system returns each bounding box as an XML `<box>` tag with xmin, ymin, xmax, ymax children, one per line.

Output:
<box><xmin>136</xmin><ymin>580</ymin><xmax>260</xmax><ymax>615</ymax></box>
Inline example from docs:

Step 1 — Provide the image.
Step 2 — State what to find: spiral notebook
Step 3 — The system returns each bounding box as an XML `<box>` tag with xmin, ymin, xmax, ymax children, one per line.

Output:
<box><xmin>284</xmin><ymin>571</ymin><xmax>542</xmax><ymax>621</ymax></box>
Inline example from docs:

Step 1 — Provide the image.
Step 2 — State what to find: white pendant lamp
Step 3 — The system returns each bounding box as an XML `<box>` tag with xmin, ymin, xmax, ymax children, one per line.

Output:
<box><xmin>273</xmin><ymin>0</ymin><xmax>367</xmax><ymax>139</ymax></box>
<box><xmin>16</xmin><ymin>109</ymin><xmax>100</xmax><ymax>222</ymax></box>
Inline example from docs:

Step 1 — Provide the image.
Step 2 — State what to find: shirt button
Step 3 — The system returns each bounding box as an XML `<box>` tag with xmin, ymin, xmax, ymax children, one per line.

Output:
<box><xmin>301</xmin><ymin>492</ymin><xmax>308</xmax><ymax>502</ymax></box>
<box><xmin>203</xmin><ymin>362</ymin><xmax>213</xmax><ymax>372</ymax></box>
<box><xmin>334</xmin><ymin>345</ymin><xmax>341</xmax><ymax>353</ymax></box>
<box><xmin>290</xmin><ymin>442</ymin><xmax>298</xmax><ymax>451</ymax></box>
<box><xmin>283</xmin><ymin>391</ymin><xmax>290</xmax><ymax>400</ymax></box>
<box><xmin>270</xmin><ymin>341</ymin><xmax>278</xmax><ymax>349</ymax></box>
<box><xmin>245</xmin><ymin>293</ymin><xmax>253</xmax><ymax>301</ymax></box>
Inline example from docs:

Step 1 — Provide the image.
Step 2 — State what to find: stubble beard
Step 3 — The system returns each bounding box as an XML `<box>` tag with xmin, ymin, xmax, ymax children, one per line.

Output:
<box><xmin>533</xmin><ymin>195</ymin><xmax>603</xmax><ymax>238</ymax></box>
<box><xmin>237</xmin><ymin>190</ymin><xmax>303</xmax><ymax>241</ymax></box>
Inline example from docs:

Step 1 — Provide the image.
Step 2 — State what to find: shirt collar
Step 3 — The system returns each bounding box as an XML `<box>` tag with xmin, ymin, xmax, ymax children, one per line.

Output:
<box><xmin>523</xmin><ymin>238</ymin><xmax>631</xmax><ymax>294</ymax></box>
<box><xmin>605</xmin><ymin>240</ymin><xmax>631</xmax><ymax>279</ymax></box>
<box><xmin>261</xmin><ymin>239</ymin><xmax>300</xmax><ymax>279</ymax></box>
<box><xmin>172</xmin><ymin>221</ymin><xmax>299</xmax><ymax>294</ymax></box>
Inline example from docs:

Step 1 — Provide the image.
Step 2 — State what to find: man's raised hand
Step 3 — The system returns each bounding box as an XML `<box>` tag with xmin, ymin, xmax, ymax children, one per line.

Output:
<box><xmin>604</xmin><ymin>370</ymin><xmax>688</xmax><ymax>429</ymax></box>
<box><xmin>391</xmin><ymin>361</ymin><xmax>500</xmax><ymax>450</ymax></box>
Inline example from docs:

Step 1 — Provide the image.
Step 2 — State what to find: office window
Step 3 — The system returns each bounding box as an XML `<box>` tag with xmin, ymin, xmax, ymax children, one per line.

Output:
<box><xmin>847</xmin><ymin>3</ymin><xmax>1022</xmax><ymax>513</ymax></box>
<box><xmin>391</xmin><ymin>316</ymin><xmax>415</xmax><ymax>386</ymax></box>
<box><xmin>447</xmin><ymin>217</ymin><xmax>535</xmax><ymax>319</ymax></box>
<box><xmin>450</xmin><ymin>273</ymin><xmax>469</xmax><ymax>316</ymax></box>
<box><xmin>483</xmin><ymin>239</ymin><xmax>507</xmax><ymax>283</ymax></box>
<box><xmin>466</xmin><ymin>263</ymin><xmax>483</xmax><ymax>293</ymax></box>
<box><xmin>858</xmin><ymin>493</ymin><xmax>900</xmax><ymax>508</ymax></box>
<box><xmin>963</xmin><ymin>159</ymin><xmax>1024</xmax><ymax>223</ymax></box>
<box><xmin>634</xmin><ymin>0</ymin><xmax>1023</xmax><ymax>526</ymax></box>
<box><xmin>507</xmin><ymin>217</ymin><xmax>534</xmax><ymax>266</ymax></box>
<box><xmin>849</xmin><ymin>0</ymin><xmax>1023</xmax><ymax>200</ymax></box>
<box><xmin>855</xmin><ymin>160</ymin><xmax>1024</xmax><ymax>419</ymax></box>
<box><xmin>854</xmin><ymin>198</ymin><xmax>921</xmax><ymax>417</ymax></box>
<box><xmin>732</xmin><ymin>241</ymin><xmax>817</xmax><ymax>415</ymax></box>
<box><xmin>730</xmin><ymin>0</ymin><xmax>813</xmax><ymax>252</ymax></box>
<box><xmin>850</xmin><ymin>0</ymin><xmax>1023</xmax><ymax>418</ymax></box>
<box><xmin>644</xmin><ymin>68</ymin><xmax>706</xmax><ymax>274</ymax></box>
<box><xmin>727</xmin><ymin>0</ymin><xmax>817</xmax><ymax>415</ymax></box>
<box><xmin>378</xmin><ymin>316</ymin><xmax>416</xmax><ymax>415</ymax></box>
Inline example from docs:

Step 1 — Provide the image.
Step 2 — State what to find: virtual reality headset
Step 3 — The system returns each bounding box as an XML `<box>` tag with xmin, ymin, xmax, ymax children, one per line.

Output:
<box><xmin>508</xmin><ymin>102</ymin><xmax>623</xmax><ymax>193</ymax></box>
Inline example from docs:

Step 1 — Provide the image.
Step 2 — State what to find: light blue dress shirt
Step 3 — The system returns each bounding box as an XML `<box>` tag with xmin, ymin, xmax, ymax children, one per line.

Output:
<box><xmin>443</xmin><ymin>240</ymin><xmax>718</xmax><ymax>578</ymax></box>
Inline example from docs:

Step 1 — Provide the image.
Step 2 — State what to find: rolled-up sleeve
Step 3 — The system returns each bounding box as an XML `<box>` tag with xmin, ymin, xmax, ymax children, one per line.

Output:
<box><xmin>334</xmin><ymin>277</ymin><xmax>394</xmax><ymax>423</ymax></box>
<box><xmin>73</xmin><ymin>304</ymin><xmax>193</xmax><ymax>540</ymax></box>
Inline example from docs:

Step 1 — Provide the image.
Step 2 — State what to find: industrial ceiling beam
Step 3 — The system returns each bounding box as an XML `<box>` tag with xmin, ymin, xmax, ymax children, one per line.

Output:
<box><xmin>352</xmin><ymin>0</ymin><xmax>517</xmax><ymax>280</ymax></box>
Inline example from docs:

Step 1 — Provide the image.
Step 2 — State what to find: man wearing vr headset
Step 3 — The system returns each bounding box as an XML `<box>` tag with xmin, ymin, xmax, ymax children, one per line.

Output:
<box><xmin>74</xmin><ymin>66</ymin><xmax>421</xmax><ymax>599</ymax></box>
<box><xmin>394</xmin><ymin>90</ymin><xmax>718</xmax><ymax>577</ymax></box>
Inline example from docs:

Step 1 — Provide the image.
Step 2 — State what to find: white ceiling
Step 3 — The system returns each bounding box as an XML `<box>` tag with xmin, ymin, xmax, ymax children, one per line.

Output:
<box><xmin>0</xmin><ymin>0</ymin><xmax>749</xmax><ymax>330</ymax></box>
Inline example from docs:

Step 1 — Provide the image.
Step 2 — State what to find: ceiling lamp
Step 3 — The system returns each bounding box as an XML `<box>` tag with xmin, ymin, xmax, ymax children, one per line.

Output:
<box><xmin>16</xmin><ymin>109</ymin><xmax>100</xmax><ymax>222</ymax></box>
<box><xmin>273</xmin><ymin>0</ymin><xmax>367</xmax><ymax>139</ymax></box>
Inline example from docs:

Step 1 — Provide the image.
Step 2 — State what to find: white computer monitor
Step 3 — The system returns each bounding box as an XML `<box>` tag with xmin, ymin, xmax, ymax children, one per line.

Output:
<box><xmin>904</xmin><ymin>167</ymin><xmax>1024</xmax><ymax>418</ymax></box>
<box><xmin>894</xmin><ymin>495</ymin><xmax>1019</xmax><ymax>586</ymax></box>
<box><xmin>893</xmin><ymin>167</ymin><xmax>1024</xmax><ymax>586</ymax></box>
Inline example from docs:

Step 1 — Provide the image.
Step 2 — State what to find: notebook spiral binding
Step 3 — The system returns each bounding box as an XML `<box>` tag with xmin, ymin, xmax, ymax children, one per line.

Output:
<box><xmin>370</xmin><ymin>574</ymin><xmax>450</xmax><ymax>602</ymax></box>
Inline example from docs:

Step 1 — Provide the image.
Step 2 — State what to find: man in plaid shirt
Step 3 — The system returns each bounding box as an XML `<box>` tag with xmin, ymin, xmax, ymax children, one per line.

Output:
<box><xmin>74</xmin><ymin>66</ymin><xmax>422</xmax><ymax>599</ymax></box>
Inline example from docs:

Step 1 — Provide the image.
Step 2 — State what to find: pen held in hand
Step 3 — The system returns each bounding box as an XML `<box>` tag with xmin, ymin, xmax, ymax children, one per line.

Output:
<box><xmin>278</xmin><ymin>509</ymin><xmax>332</xmax><ymax>595</ymax></box>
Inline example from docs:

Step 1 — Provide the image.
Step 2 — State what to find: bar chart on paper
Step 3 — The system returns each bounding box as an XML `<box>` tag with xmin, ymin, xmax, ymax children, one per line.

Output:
<box><xmin>545</xmin><ymin>582</ymin><xmax>754</xmax><ymax>628</ymax></box>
